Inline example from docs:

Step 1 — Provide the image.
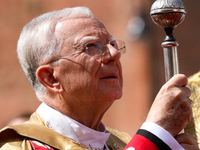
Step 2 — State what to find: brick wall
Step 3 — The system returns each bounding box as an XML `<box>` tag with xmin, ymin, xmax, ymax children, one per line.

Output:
<box><xmin>0</xmin><ymin>0</ymin><xmax>198</xmax><ymax>137</ymax></box>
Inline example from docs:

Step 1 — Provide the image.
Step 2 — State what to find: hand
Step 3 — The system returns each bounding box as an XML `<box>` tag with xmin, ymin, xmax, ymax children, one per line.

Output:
<box><xmin>146</xmin><ymin>74</ymin><xmax>192</xmax><ymax>137</ymax></box>
<box><xmin>175</xmin><ymin>133</ymin><xmax>199</xmax><ymax>150</ymax></box>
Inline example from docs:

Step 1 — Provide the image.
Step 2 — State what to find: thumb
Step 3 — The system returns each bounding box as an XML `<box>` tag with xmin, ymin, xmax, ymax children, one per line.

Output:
<box><xmin>167</xmin><ymin>74</ymin><xmax>188</xmax><ymax>87</ymax></box>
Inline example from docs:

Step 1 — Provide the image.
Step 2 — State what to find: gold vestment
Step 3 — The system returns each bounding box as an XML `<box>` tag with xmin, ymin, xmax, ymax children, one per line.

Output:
<box><xmin>0</xmin><ymin>112</ymin><xmax>131</xmax><ymax>150</ymax></box>
<box><xmin>185</xmin><ymin>71</ymin><xmax>200</xmax><ymax>148</ymax></box>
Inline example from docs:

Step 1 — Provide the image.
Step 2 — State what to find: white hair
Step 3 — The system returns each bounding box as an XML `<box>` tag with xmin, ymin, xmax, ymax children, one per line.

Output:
<box><xmin>17</xmin><ymin>7</ymin><xmax>94</xmax><ymax>100</ymax></box>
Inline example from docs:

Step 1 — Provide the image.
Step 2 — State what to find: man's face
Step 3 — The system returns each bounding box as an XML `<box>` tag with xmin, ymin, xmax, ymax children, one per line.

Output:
<box><xmin>53</xmin><ymin>17</ymin><xmax>123</xmax><ymax>108</ymax></box>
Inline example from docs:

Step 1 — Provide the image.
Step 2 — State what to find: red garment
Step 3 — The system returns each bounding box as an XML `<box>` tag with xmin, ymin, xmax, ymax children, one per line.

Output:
<box><xmin>28</xmin><ymin>129</ymin><xmax>172</xmax><ymax>150</ymax></box>
<box><xmin>124</xmin><ymin>129</ymin><xmax>171</xmax><ymax>150</ymax></box>
<box><xmin>29</xmin><ymin>140</ymin><xmax>55</xmax><ymax>150</ymax></box>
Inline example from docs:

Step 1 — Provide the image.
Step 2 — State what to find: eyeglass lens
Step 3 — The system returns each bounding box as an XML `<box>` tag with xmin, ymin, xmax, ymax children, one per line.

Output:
<box><xmin>86</xmin><ymin>40</ymin><xmax>126</xmax><ymax>56</ymax></box>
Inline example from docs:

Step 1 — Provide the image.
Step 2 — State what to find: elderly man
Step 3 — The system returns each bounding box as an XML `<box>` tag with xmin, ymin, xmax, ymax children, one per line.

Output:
<box><xmin>0</xmin><ymin>7</ymin><xmax>198</xmax><ymax>150</ymax></box>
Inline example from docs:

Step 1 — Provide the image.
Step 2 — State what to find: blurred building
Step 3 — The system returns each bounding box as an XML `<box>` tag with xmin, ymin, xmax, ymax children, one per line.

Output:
<box><xmin>0</xmin><ymin>0</ymin><xmax>199</xmax><ymax>137</ymax></box>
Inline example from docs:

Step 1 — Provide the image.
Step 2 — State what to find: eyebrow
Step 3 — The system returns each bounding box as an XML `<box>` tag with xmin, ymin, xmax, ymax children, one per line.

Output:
<box><xmin>81</xmin><ymin>36</ymin><xmax>116</xmax><ymax>42</ymax></box>
<box><xmin>109</xmin><ymin>36</ymin><xmax>116</xmax><ymax>41</ymax></box>
<box><xmin>73</xmin><ymin>36</ymin><xmax>97</xmax><ymax>48</ymax></box>
<box><xmin>79</xmin><ymin>36</ymin><xmax>100</xmax><ymax>44</ymax></box>
<box><xmin>73</xmin><ymin>35</ymin><xmax>117</xmax><ymax>48</ymax></box>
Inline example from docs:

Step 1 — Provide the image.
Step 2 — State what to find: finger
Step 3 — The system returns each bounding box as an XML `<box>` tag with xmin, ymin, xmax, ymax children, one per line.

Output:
<box><xmin>190</xmin><ymin>99</ymin><xmax>194</xmax><ymax>106</ymax></box>
<box><xmin>180</xmin><ymin>144</ymin><xmax>199</xmax><ymax>150</ymax></box>
<box><xmin>167</xmin><ymin>74</ymin><xmax>188</xmax><ymax>87</ymax></box>
<box><xmin>175</xmin><ymin>87</ymin><xmax>191</xmax><ymax>98</ymax></box>
<box><xmin>175</xmin><ymin>133</ymin><xmax>197</xmax><ymax>145</ymax></box>
<box><xmin>179</xmin><ymin>86</ymin><xmax>191</xmax><ymax>98</ymax></box>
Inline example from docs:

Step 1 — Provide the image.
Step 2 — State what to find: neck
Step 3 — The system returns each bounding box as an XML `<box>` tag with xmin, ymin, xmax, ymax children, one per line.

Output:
<box><xmin>43</xmin><ymin>95</ymin><xmax>112</xmax><ymax>130</ymax></box>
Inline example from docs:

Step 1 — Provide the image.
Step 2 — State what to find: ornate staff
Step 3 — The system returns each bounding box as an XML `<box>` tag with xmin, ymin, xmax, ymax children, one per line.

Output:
<box><xmin>150</xmin><ymin>0</ymin><xmax>186</xmax><ymax>82</ymax></box>
<box><xmin>150</xmin><ymin>0</ymin><xmax>186</xmax><ymax>134</ymax></box>
<box><xmin>150</xmin><ymin>1</ymin><xmax>200</xmax><ymax>146</ymax></box>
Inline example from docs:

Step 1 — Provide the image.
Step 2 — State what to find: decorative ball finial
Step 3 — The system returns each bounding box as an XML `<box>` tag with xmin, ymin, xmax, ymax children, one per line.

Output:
<box><xmin>150</xmin><ymin>0</ymin><xmax>186</xmax><ymax>42</ymax></box>
<box><xmin>150</xmin><ymin>0</ymin><xmax>186</xmax><ymax>28</ymax></box>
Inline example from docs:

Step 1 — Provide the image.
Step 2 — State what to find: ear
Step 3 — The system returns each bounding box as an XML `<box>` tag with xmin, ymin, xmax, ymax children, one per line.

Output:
<box><xmin>36</xmin><ymin>65</ymin><xmax>64</xmax><ymax>94</ymax></box>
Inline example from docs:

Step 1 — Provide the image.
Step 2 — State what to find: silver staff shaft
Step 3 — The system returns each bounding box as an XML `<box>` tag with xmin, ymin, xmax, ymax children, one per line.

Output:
<box><xmin>162</xmin><ymin>40</ymin><xmax>184</xmax><ymax>134</ymax></box>
<box><xmin>162</xmin><ymin>41</ymin><xmax>179</xmax><ymax>82</ymax></box>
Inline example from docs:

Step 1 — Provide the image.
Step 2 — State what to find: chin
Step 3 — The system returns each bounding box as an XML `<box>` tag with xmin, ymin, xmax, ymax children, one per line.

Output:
<box><xmin>97</xmin><ymin>87</ymin><xmax>123</xmax><ymax>101</ymax></box>
<box><xmin>105</xmin><ymin>91</ymin><xmax>123</xmax><ymax>101</ymax></box>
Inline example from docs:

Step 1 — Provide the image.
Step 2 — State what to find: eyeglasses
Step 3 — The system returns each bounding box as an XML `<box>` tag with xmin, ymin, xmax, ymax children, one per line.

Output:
<box><xmin>48</xmin><ymin>39</ymin><xmax>126</xmax><ymax>64</ymax></box>
<box><xmin>83</xmin><ymin>39</ymin><xmax>126</xmax><ymax>56</ymax></box>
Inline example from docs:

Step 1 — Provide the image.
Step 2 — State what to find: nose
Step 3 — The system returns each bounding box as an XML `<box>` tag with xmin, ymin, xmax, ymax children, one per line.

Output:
<box><xmin>101</xmin><ymin>44</ymin><xmax>121</xmax><ymax>64</ymax></box>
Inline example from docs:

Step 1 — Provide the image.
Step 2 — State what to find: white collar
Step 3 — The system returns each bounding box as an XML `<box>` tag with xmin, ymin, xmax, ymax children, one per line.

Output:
<box><xmin>36</xmin><ymin>103</ymin><xmax>110</xmax><ymax>149</ymax></box>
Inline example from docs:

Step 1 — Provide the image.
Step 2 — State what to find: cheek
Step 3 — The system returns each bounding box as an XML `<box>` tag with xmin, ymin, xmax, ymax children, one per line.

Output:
<box><xmin>58</xmin><ymin>56</ymin><xmax>101</xmax><ymax>95</ymax></box>
<box><xmin>87</xmin><ymin>56</ymin><xmax>101</xmax><ymax>71</ymax></box>
<box><xmin>117</xmin><ymin>61</ymin><xmax>123</xmax><ymax>87</ymax></box>
<box><xmin>84</xmin><ymin>57</ymin><xmax>102</xmax><ymax>89</ymax></box>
